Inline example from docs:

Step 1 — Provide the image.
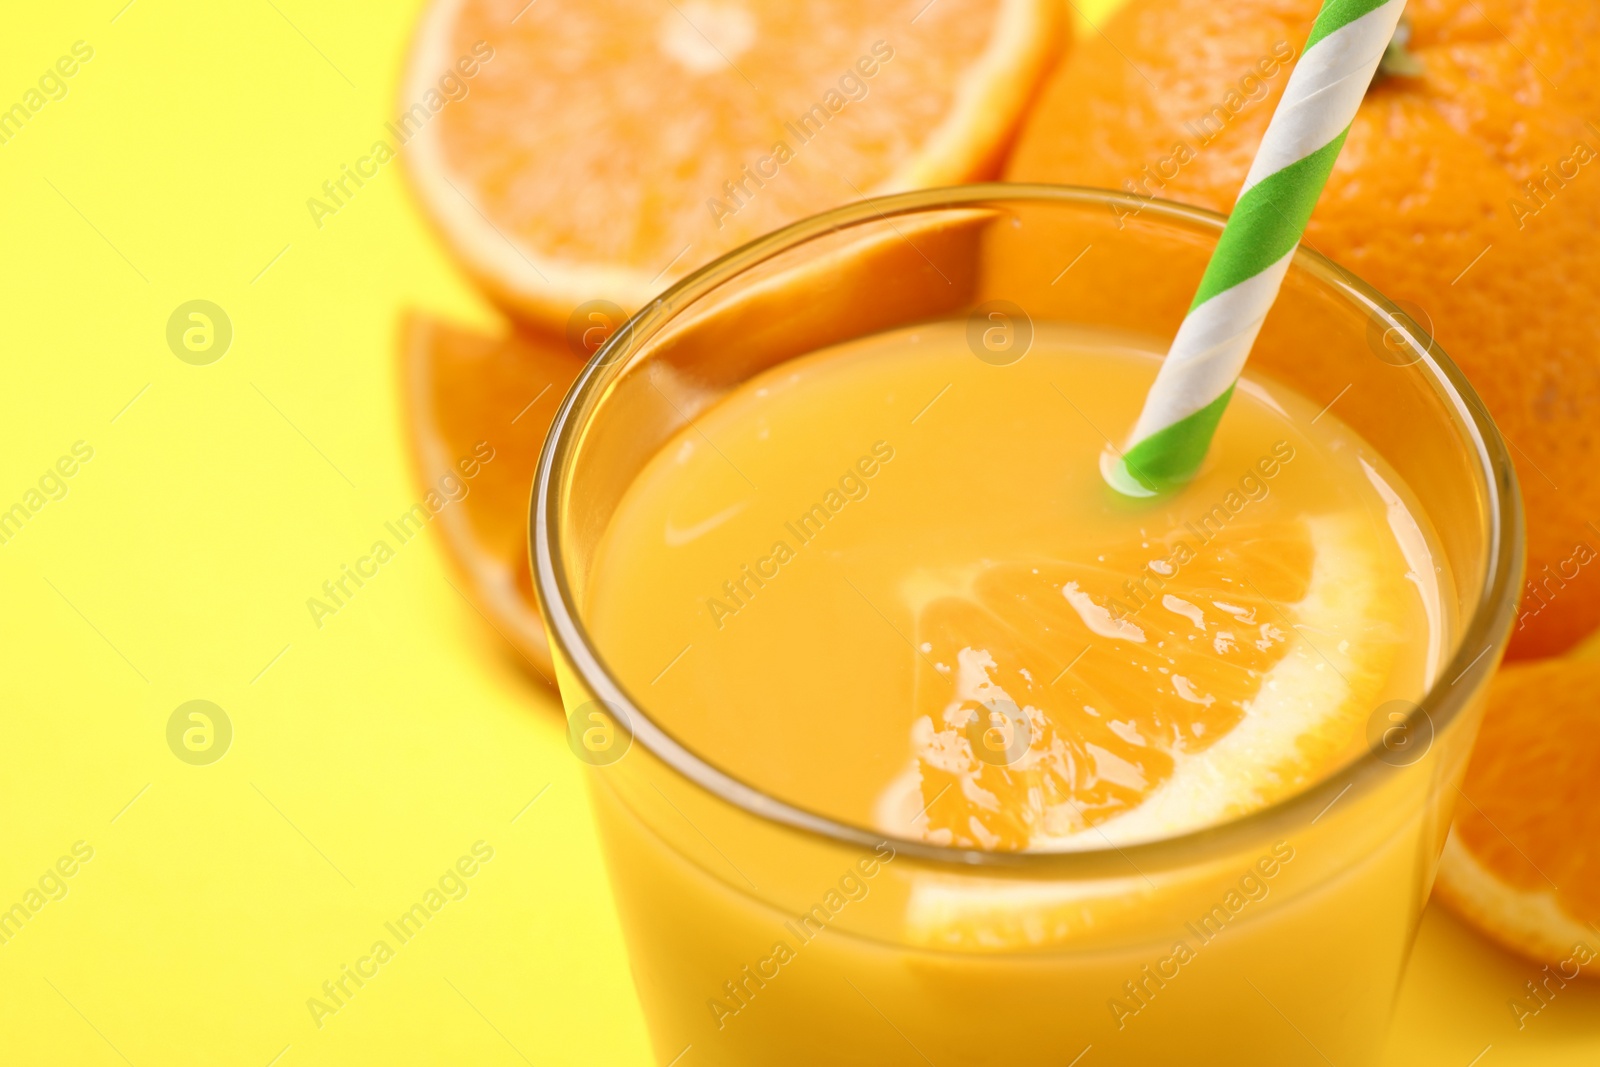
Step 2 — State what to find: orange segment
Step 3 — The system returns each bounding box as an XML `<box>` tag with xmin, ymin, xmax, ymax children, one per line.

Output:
<box><xmin>886</xmin><ymin>515</ymin><xmax>1403</xmax><ymax>851</ymax></box>
<box><xmin>1434</xmin><ymin>650</ymin><xmax>1600</xmax><ymax>967</ymax></box>
<box><xmin>399</xmin><ymin>312</ymin><xmax>585</xmax><ymax>683</ymax></box>
<box><xmin>401</xmin><ymin>0</ymin><xmax>1066</xmax><ymax>327</ymax></box>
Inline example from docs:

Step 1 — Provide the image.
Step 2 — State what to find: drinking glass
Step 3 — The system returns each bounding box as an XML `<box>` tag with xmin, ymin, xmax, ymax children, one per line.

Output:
<box><xmin>531</xmin><ymin>186</ymin><xmax>1522</xmax><ymax>1066</ymax></box>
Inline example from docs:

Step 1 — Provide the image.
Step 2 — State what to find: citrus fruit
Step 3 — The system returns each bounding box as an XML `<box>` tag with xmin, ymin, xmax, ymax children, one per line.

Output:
<box><xmin>399</xmin><ymin>312</ymin><xmax>585</xmax><ymax>682</ymax></box>
<box><xmin>401</xmin><ymin>0</ymin><xmax>1066</xmax><ymax>328</ymax></box>
<box><xmin>1434</xmin><ymin>644</ymin><xmax>1600</xmax><ymax>967</ymax></box>
<box><xmin>885</xmin><ymin>513</ymin><xmax>1404</xmax><ymax>853</ymax></box>
<box><xmin>1005</xmin><ymin>0</ymin><xmax>1600</xmax><ymax>658</ymax></box>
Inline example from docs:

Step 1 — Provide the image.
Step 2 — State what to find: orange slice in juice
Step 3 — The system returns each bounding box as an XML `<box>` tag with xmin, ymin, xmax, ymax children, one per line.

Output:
<box><xmin>881</xmin><ymin>514</ymin><xmax>1406</xmax><ymax>852</ymax></box>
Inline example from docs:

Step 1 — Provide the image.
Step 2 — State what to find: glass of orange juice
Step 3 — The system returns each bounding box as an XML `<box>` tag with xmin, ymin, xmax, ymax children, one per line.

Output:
<box><xmin>531</xmin><ymin>186</ymin><xmax>1522</xmax><ymax>1066</ymax></box>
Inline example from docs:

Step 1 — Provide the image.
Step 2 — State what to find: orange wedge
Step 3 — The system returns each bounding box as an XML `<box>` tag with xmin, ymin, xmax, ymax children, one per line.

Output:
<box><xmin>1434</xmin><ymin>641</ymin><xmax>1600</xmax><ymax>967</ymax></box>
<box><xmin>399</xmin><ymin>312</ymin><xmax>585</xmax><ymax>683</ymax></box>
<box><xmin>400</xmin><ymin>0</ymin><xmax>1066</xmax><ymax>329</ymax></box>
<box><xmin>880</xmin><ymin>514</ymin><xmax>1406</xmax><ymax>852</ymax></box>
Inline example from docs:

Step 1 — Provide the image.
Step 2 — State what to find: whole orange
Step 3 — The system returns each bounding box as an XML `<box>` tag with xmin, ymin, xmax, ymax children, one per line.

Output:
<box><xmin>1008</xmin><ymin>0</ymin><xmax>1600</xmax><ymax>658</ymax></box>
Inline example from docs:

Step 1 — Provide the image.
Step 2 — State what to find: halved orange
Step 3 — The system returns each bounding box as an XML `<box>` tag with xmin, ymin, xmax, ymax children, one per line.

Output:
<box><xmin>1434</xmin><ymin>642</ymin><xmax>1600</xmax><ymax>967</ymax></box>
<box><xmin>399</xmin><ymin>312</ymin><xmax>585</xmax><ymax>683</ymax></box>
<box><xmin>400</xmin><ymin>0</ymin><xmax>1067</xmax><ymax>329</ymax></box>
<box><xmin>878</xmin><ymin>514</ymin><xmax>1407</xmax><ymax>853</ymax></box>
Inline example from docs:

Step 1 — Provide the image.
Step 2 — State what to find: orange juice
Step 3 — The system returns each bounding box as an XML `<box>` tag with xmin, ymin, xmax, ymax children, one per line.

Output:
<box><xmin>579</xmin><ymin>321</ymin><xmax>1452</xmax><ymax>1064</ymax></box>
<box><xmin>588</xmin><ymin>322</ymin><xmax>1444</xmax><ymax>838</ymax></box>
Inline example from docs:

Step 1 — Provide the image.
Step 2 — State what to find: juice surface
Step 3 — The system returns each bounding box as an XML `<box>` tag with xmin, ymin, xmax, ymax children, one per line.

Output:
<box><xmin>585</xmin><ymin>321</ymin><xmax>1447</xmax><ymax>849</ymax></box>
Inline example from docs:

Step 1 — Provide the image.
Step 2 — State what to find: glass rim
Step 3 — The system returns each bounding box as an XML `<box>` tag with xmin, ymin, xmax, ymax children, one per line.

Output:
<box><xmin>531</xmin><ymin>183</ymin><xmax>1524</xmax><ymax>876</ymax></box>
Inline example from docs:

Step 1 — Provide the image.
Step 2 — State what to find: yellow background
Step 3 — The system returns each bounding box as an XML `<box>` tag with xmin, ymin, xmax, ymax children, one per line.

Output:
<box><xmin>0</xmin><ymin>1</ymin><xmax>1594</xmax><ymax>1064</ymax></box>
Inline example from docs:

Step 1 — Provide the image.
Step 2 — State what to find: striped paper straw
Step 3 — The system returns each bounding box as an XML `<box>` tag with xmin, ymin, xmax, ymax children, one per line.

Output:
<box><xmin>1105</xmin><ymin>0</ymin><xmax>1408</xmax><ymax>497</ymax></box>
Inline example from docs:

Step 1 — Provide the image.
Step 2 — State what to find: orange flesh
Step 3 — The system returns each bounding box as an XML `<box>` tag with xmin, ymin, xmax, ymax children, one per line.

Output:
<box><xmin>420</xmin><ymin>0</ymin><xmax>1061</xmax><ymax>287</ymax></box>
<box><xmin>913</xmin><ymin>524</ymin><xmax>1316</xmax><ymax>850</ymax></box>
<box><xmin>1455</xmin><ymin>657</ymin><xmax>1600</xmax><ymax>923</ymax></box>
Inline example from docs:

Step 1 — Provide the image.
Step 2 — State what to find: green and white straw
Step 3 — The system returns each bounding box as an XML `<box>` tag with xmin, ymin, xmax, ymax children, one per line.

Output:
<box><xmin>1105</xmin><ymin>0</ymin><xmax>1409</xmax><ymax>497</ymax></box>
